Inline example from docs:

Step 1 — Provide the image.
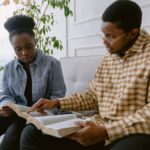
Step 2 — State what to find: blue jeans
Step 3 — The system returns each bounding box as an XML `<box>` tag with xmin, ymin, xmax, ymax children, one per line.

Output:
<box><xmin>0</xmin><ymin>114</ymin><xmax>26</xmax><ymax>150</ymax></box>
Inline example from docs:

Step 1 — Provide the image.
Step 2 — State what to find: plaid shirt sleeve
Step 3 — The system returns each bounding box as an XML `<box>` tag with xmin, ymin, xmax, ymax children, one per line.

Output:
<box><xmin>59</xmin><ymin>76</ymin><xmax>99</xmax><ymax>111</ymax></box>
<box><xmin>105</xmin><ymin>102</ymin><xmax>150</xmax><ymax>144</ymax></box>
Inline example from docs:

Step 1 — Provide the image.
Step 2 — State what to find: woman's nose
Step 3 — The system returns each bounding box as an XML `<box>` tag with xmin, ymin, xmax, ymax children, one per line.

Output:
<box><xmin>21</xmin><ymin>49</ymin><xmax>29</xmax><ymax>55</ymax></box>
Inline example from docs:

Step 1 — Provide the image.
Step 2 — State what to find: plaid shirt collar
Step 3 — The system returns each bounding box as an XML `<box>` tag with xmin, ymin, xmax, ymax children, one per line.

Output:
<box><xmin>129</xmin><ymin>29</ymin><xmax>150</xmax><ymax>53</ymax></box>
<box><xmin>111</xmin><ymin>29</ymin><xmax>150</xmax><ymax>60</ymax></box>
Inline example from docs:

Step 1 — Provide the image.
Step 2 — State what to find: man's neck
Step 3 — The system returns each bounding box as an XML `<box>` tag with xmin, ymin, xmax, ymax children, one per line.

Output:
<box><xmin>117</xmin><ymin>34</ymin><xmax>139</xmax><ymax>57</ymax></box>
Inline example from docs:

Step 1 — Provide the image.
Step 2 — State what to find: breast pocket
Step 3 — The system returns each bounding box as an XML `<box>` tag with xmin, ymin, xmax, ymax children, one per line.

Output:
<box><xmin>8</xmin><ymin>77</ymin><xmax>23</xmax><ymax>96</ymax></box>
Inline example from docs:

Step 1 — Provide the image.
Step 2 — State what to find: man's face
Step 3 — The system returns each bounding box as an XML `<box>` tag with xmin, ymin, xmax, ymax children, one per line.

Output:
<box><xmin>100</xmin><ymin>22</ymin><xmax>131</xmax><ymax>55</ymax></box>
<box><xmin>11</xmin><ymin>33</ymin><xmax>36</xmax><ymax>64</ymax></box>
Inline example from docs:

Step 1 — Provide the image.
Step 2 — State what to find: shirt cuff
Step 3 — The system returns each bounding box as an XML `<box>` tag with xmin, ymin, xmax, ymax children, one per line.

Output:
<box><xmin>104</xmin><ymin>120</ymin><xmax>125</xmax><ymax>144</ymax></box>
<box><xmin>0</xmin><ymin>100</ymin><xmax>15</xmax><ymax>109</ymax></box>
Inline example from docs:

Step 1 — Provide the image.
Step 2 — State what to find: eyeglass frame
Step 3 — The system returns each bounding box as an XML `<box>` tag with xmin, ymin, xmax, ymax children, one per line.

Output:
<box><xmin>96</xmin><ymin>30</ymin><xmax>127</xmax><ymax>44</ymax></box>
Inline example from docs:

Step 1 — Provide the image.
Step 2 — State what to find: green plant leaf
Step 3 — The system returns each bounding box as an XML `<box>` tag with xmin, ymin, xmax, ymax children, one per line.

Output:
<box><xmin>0</xmin><ymin>66</ymin><xmax>4</xmax><ymax>71</ymax></box>
<box><xmin>12</xmin><ymin>0</ymin><xmax>73</xmax><ymax>55</ymax></box>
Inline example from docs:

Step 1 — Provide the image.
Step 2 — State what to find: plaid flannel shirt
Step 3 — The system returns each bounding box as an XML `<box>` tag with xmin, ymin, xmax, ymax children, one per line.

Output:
<box><xmin>59</xmin><ymin>29</ymin><xmax>150</xmax><ymax>144</ymax></box>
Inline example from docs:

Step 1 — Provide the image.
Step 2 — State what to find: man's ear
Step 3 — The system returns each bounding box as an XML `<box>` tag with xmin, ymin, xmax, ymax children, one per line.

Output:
<box><xmin>129</xmin><ymin>28</ymin><xmax>140</xmax><ymax>38</ymax></box>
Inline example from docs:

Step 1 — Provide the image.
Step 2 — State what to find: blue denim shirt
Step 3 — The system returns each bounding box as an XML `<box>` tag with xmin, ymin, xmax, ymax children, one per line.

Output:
<box><xmin>0</xmin><ymin>49</ymin><xmax>66</xmax><ymax>106</ymax></box>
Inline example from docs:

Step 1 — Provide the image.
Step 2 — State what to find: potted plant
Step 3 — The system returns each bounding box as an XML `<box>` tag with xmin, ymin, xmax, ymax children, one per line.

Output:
<box><xmin>1</xmin><ymin>0</ymin><xmax>73</xmax><ymax>55</ymax></box>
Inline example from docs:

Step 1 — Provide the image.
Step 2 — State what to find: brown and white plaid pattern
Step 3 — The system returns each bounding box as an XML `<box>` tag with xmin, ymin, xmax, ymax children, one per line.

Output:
<box><xmin>59</xmin><ymin>29</ymin><xmax>150</xmax><ymax>144</ymax></box>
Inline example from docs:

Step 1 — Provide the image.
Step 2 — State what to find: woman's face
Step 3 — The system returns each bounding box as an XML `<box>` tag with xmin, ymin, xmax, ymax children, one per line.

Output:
<box><xmin>11</xmin><ymin>33</ymin><xmax>36</xmax><ymax>64</ymax></box>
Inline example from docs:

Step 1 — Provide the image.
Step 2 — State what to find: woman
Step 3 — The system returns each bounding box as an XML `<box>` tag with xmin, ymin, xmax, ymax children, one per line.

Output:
<box><xmin>0</xmin><ymin>15</ymin><xmax>66</xmax><ymax>150</ymax></box>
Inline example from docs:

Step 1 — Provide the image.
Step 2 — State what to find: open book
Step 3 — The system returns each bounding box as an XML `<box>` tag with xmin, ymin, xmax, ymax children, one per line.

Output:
<box><xmin>4</xmin><ymin>103</ymin><xmax>84</xmax><ymax>138</ymax></box>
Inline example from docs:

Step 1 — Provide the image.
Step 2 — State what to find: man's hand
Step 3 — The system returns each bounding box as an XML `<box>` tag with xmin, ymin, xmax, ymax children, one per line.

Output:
<box><xmin>0</xmin><ymin>106</ymin><xmax>14</xmax><ymax>117</ymax></box>
<box><xmin>69</xmin><ymin>121</ymin><xmax>108</xmax><ymax>146</ymax></box>
<box><xmin>27</xmin><ymin>98</ymin><xmax>60</xmax><ymax>114</ymax></box>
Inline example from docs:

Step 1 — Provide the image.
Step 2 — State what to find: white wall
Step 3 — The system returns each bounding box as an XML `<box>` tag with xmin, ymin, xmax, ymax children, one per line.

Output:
<box><xmin>0</xmin><ymin>3</ymin><xmax>20</xmax><ymax>89</ymax></box>
<box><xmin>49</xmin><ymin>8</ymin><xmax>67</xmax><ymax>59</ymax></box>
<box><xmin>66</xmin><ymin>0</ymin><xmax>150</xmax><ymax>57</ymax></box>
<box><xmin>135</xmin><ymin>0</ymin><xmax>150</xmax><ymax>32</ymax></box>
<box><xmin>0</xmin><ymin>3</ymin><xmax>18</xmax><ymax>61</ymax></box>
<box><xmin>1</xmin><ymin>0</ymin><xmax>150</xmax><ymax>59</ymax></box>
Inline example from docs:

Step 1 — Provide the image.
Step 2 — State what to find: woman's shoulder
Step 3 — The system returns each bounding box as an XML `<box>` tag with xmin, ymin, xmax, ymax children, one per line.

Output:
<box><xmin>37</xmin><ymin>49</ymin><xmax>59</xmax><ymax>64</ymax></box>
<box><xmin>4</xmin><ymin>59</ymin><xmax>17</xmax><ymax>68</ymax></box>
<box><xmin>43</xmin><ymin>54</ymin><xmax>60</xmax><ymax>64</ymax></box>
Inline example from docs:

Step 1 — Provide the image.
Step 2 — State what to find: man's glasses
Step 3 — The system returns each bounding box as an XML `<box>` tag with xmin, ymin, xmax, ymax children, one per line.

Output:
<box><xmin>96</xmin><ymin>31</ymin><xmax>127</xmax><ymax>44</ymax></box>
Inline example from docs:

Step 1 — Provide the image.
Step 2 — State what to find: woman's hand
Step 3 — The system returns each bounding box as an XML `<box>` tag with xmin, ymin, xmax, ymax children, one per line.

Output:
<box><xmin>0</xmin><ymin>106</ymin><xmax>14</xmax><ymax>117</ymax></box>
<box><xmin>27</xmin><ymin>98</ymin><xmax>60</xmax><ymax>114</ymax></box>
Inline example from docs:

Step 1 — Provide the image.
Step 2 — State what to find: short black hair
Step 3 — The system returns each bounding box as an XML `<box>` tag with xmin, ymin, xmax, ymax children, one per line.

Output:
<box><xmin>102</xmin><ymin>0</ymin><xmax>142</xmax><ymax>32</ymax></box>
<box><xmin>4</xmin><ymin>15</ymin><xmax>35</xmax><ymax>41</ymax></box>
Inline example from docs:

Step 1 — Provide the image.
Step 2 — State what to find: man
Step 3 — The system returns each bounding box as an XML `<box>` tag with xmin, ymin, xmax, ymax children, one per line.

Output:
<box><xmin>20</xmin><ymin>1</ymin><xmax>150</xmax><ymax>150</ymax></box>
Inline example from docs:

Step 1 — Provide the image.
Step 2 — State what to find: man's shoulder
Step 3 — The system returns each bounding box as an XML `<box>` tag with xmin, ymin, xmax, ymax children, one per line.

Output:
<box><xmin>101</xmin><ymin>53</ymin><xmax>116</xmax><ymax>63</ymax></box>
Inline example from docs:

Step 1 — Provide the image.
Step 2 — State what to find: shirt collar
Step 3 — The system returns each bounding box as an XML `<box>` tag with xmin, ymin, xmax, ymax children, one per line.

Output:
<box><xmin>127</xmin><ymin>29</ymin><xmax>150</xmax><ymax>54</ymax></box>
<box><xmin>111</xmin><ymin>29</ymin><xmax>150</xmax><ymax>60</ymax></box>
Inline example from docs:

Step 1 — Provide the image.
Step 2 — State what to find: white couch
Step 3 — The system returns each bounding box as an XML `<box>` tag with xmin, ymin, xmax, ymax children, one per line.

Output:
<box><xmin>60</xmin><ymin>55</ymin><xmax>103</xmax><ymax>96</ymax></box>
<box><xmin>0</xmin><ymin>55</ymin><xmax>104</xmax><ymax>143</ymax></box>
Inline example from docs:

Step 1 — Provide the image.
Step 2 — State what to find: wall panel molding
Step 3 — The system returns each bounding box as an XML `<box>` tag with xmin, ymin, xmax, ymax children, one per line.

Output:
<box><xmin>142</xmin><ymin>24</ymin><xmax>150</xmax><ymax>28</ymax></box>
<box><xmin>68</xmin><ymin>33</ymin><xmax>97</xmax><ymax>41</ymax></box>
<box><xmin>73</xmin><ymin>0</ymin><xmax>101</xmax><ymax>25</ymax></box>
<box><xmin>67</xmin><ymin>0</ymin><xmax>150</xmax><ymax>57</ymax></box>
<box><xmin>141</xmin><ymin>1</ymin><xmax>150</xmax><ymax>8</ymax></box>
<box><xmin>74</xmin><ymin>45</ymin><xmax>105</xmax><ymax>56</ymax></box>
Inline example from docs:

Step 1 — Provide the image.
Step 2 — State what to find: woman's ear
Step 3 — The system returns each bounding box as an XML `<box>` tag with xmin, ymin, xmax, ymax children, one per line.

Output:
<box><xmin>34</xmin><ymin>38</ymin><xmax>38</xmax><ymax>45</ymax></box>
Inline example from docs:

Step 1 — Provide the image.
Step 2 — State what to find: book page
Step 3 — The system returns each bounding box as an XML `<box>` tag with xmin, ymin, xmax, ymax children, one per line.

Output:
<box><xmin>45</xmin><ymin>118</ymin><xmax>83</xmax><ymax>129</ymax></box>
<box><xmin>5</xmin><ymin>103</ymin><xmax>52</xmax><ymax>116</ymax></box>
<box><xmin>4</xmin><ymin>103</ymin><xmax>29</xmax><ymax>113</ymax></box>
<box><xmin>28</xmin><ymin>114</ymin><xmax>77</xmax><ymax>126</ymax></box>
<box><xmin>43</xmin><ymin>118</ymin><xmax>84</xmax><ymax>137</ymax></box>
<box><xmin>29</xmin><ymin>111</ymin><xmax>52</xmax><ymax>117</ymax></box>
<box><xmin>4</xmin><ymin>103</ymin><xmax>51</xmax><ymax>119</ymax></box>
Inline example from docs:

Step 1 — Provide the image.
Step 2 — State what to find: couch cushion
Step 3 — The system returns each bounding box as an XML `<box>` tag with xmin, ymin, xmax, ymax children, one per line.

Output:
<box><xmin>60</xmin><ymin>55</ymin><xmax>104</xmax><ymax>96</ymax></box>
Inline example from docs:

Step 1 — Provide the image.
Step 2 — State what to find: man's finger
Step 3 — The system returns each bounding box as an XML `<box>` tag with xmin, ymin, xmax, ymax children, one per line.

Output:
<box><xmin>74</xmin><ymin>120</ymin><xmax>91</xmax><ymax>127</ymax></box>
<box><xmin>27</xmin><ymin>101</ymin><xmax>43</xmax><ymax>113</ymax></box>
